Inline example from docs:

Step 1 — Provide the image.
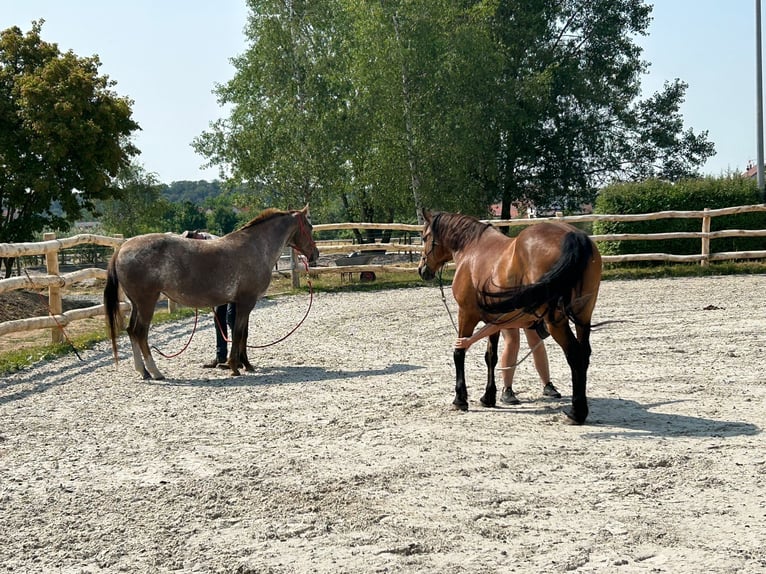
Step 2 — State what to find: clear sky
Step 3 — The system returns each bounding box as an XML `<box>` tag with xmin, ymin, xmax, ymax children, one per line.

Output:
<box><xmin>0</xmin><ymin>1</ymin><xmax>762</xmax><ymax>183</ymax></box>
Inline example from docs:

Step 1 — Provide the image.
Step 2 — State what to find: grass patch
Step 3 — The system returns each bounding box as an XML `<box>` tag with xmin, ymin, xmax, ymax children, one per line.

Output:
<box><xmin>0</xmin><ymin>307</ymin><xmax>199</xmax><ymax>375</ymax></box>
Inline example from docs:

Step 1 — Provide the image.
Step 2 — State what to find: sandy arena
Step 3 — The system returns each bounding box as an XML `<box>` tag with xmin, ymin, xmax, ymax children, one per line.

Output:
<box><xmin>1</xmin><ymin>275</ymin><xmax>765</xmax><ymax>573</ymax></box>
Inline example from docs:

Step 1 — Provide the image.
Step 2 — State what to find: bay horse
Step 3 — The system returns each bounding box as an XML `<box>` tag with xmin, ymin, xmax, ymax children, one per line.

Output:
<box><xmin>417</xmin><ymin>210</ymin><xmax>602</xmax><ymax>424</ymax></box>
<box><xmin>104</xmin><ymin>206</ymin><xmax>319</xmax><ymax>379</ymax></box>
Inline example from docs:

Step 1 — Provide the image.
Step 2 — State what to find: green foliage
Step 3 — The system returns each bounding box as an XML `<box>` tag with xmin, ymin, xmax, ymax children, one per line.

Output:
<box><xmin>98</xmin><ymin>163</ymin><xmax>172</xmax><ymax>237</ymax></box>
<box><xmin>593</xmin><ymin>177</ymin><xmax>766</xmax><ymax>255</ymax></box>
<box><xmin>0</xmin><ymin>21</ymin><xmax>140</xmax><ymax>243</ymax></box>
<box><xmin>163</xmin><ymin>180</ymin><xmax>223</xmax><ymax>204</ymax></box>
<box><xmin>196</xmin><ymin>1</ymin><xmax>713</xmax><ymax>224</ymax></box>
<box><xmin>171</xmin><ymin>201</ymin><xmax>208</xmax><ymax>233</ymax></box>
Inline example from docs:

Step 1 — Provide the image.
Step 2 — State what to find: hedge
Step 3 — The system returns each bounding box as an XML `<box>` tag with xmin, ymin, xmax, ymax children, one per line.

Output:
<box><xmin>592</xmin><ymin>177</ymin><xmax>766</xmax><ymax>255</ymax></box>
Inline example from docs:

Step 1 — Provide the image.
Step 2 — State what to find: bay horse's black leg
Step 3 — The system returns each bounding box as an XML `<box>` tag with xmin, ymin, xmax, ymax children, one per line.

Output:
<box><xmin>452</xmin><ymin>347</ymin><xmax>469</xmax><ymax>410</ymax></box>
<box><xmin>562</xmin><ymin>327</ymin><xmax>591</xmax><ymax>424</ymax></box>
<box><xmin>480</xmin><ymin>332</ymin><xmax>500</xmax><ymax>407</ymax></box>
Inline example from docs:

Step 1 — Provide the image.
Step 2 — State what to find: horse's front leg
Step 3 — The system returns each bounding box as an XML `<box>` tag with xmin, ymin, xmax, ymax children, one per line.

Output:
<box><xmin>452</xmin><ymin>347</ymin><xmax>469</xmax><ymax>411</ymax></box>
<box><xmin>479</xmin><ymin>332</ymin><xmax>500</xmax><ymax>407</ymax></box>
<box><xmin>452</xmin><ymin>316</ymin><xmax>480</xmax><ymax>411</ymax></box>
<box><xmin>239</xmin><ymin>320</ymin><xmax>255</xmax><ymax>372</ymax></box>
<box><xmin>227</xmin><ymin>317</ymin><xmax>246</xmax><ymax>377</ymax></box>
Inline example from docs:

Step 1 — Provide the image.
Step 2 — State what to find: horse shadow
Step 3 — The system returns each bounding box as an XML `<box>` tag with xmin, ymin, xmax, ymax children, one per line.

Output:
<box><xmin>481</xmin><ymin>396</ymin><xmax>760</xmax><ymax>439</ymax></box>
<box><xmin>0</xmin><ymin>345</ymin><xmax>118</xmax><ymax>405</ymax></box>
<box><xmin>580</xmin><ymin>397</ymin><xmax>760</xmax><ymax>439</ymax></box>
<box><xmin>157</xmin><ymin>363</ymin><xmax>422</xmax><ymax>388</ymax></box>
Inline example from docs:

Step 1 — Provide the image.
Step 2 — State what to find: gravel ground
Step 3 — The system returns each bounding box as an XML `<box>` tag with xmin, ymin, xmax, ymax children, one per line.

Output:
<box><xmin>1</xmin><ymin>275</ymin><xmax>765</xmax><ymax>573</ymax></box>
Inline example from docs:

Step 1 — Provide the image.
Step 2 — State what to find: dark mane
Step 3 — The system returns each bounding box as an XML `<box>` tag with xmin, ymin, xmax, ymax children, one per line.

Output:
<box><xmin>431</xmin><ymin>212</ymin><xmax>491</xmax><ymax>251</ymax></box>
<box><xmin>239</xmin><ymin>208</ymin><xmax>289</xmax><ymax>230</ymax></box>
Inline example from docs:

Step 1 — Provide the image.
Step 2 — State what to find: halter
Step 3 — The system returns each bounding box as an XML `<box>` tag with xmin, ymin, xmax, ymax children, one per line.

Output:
<box><xmin>289</xmin><ymin>210</ymin><xmax>317</xmax><ymax>260</ymax></box>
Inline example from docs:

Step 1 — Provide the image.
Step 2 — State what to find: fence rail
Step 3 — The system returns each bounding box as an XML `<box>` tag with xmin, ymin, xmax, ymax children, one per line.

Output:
<box><xmin>2</xmin><ymin>204</ymin><xmax>765</xmax><ymax>343</ymax></box>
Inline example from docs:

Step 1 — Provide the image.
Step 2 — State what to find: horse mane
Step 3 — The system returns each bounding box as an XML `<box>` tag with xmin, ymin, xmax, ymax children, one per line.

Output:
<box><xmin>238</xmin><ymin>207</ymin><xmax>290</xmax><ymax>231</ymax></box>
<box><xmin>431</xmin><ymin>212</ymin><xmax>491</xmax><ymax>251</ymax></box>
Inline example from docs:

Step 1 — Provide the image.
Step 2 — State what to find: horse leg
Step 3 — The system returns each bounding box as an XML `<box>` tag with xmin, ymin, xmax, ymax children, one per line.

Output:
<box><xmin>227</xmin><ymin>305</ymin><xmax>254</xmax><ymax>376</ymax></box>
<box><xmin>479</xmin><ymin>332</ymin><xmax>500</xmax><ymax>407</ymax></box>
<box><xmin>452</xmin><ymin>347</ymin><xmax>469</xmax><ymax>410</ymax></box>
<box><xmin>548</xmin><ymin>321</ymin><xmax>588</xmax><ymax>424</ymax></box>
<box><xmin>127</xmin><ymin>298</ymin><xmax>164</xmax><ymax>380</ymax></box>
<box><xmin>126</xmin><ymin>308</ymin><xmax>150</xmax><ymax>379</ymax></box>
<box><xmin>239</xmin><ymin>320</ymin><xmax>255</xmax><ymax>372</ymax></box>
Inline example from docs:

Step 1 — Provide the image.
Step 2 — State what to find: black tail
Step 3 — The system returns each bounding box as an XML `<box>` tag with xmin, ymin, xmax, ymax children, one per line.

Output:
<box><xmin>104</xmin><ymin>255</ymin><xmax>122</xmax><ymax>363</ymax></box>
<box><xmin>480</xmin><ymin>231</ymin><xmax>594</xmax><ymax>316</ymax></box>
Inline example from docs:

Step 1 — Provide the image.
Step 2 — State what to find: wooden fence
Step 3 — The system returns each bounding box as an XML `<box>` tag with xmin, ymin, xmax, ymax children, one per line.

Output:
<box><xmin>1</xmin><ymin>204</ymin><xmax>765</xmax><ymax>343</ymax></box>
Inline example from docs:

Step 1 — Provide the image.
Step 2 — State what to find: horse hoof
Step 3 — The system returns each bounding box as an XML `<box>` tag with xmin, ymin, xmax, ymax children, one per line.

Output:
<box><xmin>154</xmin><ymin>374</ymin><xmax>166</xmax><ymax>381</ymax></box>
<box><xmin>230</xmin><ymin>369</ymin><xmax>241</xmax><ymax>377</ymax></box>
<box><xmin>479</xmin><ymin>395</ymin><xmax>496</xmax><ymax>408</ymax></box>
<box><xmin>563</xmin><ymin>408</ymin><xmax>587</xmax><ymax>425</ymax></box>
<box><xmin>451</xmin><ymin>401</ymin><xmax>469</xmax><ymax>412</ymax></box>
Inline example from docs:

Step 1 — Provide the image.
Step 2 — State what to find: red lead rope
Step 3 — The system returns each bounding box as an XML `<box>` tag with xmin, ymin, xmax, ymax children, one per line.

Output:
<box><xmin>214</xmin><ymin>253</ymin><xmax>314</xmax><ymax>349</ymax></box>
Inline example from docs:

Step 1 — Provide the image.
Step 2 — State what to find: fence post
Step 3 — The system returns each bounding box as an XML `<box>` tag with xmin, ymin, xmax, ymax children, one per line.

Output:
<box><xmin>290</xmin><ymin>249</ymin><xmax>301</xmax><ymax>289</ymax></box>
<box><xmin>701</xmin><ymin>208</ymin><xmax>711</xmax><ymax>266</ymax></box>
<box><xmin>43</xmin><ymin>232</ymin><xmax>63</xmax><ymax>344</ymax></box>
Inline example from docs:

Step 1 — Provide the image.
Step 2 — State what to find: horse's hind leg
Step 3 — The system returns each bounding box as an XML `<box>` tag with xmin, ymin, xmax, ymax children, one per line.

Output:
<box><xmin>480</xmin><ymin>332</ymin><xmax>500</xmax><ymax>407</ymax></box>
<box><xmin>126</xmin><ymin>306</ymin><xmax>150</xmax><ymax>379</ymax></box>
<box><xmin>549</xmin><ymin>321</ymin><xmax>589</xmax><ymax>424</ymax></box>
<box><xmin>127</xmin><ymin>299</ymin><xmax>165</xmax><ymax>380</ymax></box>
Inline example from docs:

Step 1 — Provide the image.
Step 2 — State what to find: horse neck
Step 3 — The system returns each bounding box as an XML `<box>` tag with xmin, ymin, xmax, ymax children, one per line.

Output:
<box><xmin>445</xmin><ymin>224</ymin><xmax>504</xmax><ymax>264</ymax></box>
<box><xmin>238</xmin><ymin>213</ymin><xmax>297</xmax><ymax>258</ymax></box>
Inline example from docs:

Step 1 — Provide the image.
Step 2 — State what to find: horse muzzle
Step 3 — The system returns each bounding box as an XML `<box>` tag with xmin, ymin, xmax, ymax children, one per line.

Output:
<box><xmin>418</xmin><ymin>262</ymin><xmax>436</xmax><ymax>281</ymax></box>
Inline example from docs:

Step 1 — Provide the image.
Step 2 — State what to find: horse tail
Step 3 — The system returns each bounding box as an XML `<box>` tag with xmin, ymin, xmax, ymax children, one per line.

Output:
<box><xmin>104</xmin><ymin>254</ymin><xmax>123</xmax><ymax>363</ymax></box>
<box><xmin>480</xmin><ymin>230</ymin><xmax>594</xmax><ymax>317</ymax></box>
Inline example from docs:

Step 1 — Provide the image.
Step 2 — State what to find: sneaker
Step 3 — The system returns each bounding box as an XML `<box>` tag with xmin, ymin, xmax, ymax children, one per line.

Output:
<box><xmin>542</xmin><ymin>382</ymin><xmax>562</xmax><ymax>398</ymax></box>
<box><xmin>500</xmin><ymin>388</ymin><xmax>521</xmax><ymax>405</ymax></box>
<box><xmin>202</xmin><ymin>357</ymin><xmax>227</xmax><ymax>369</ymax></box>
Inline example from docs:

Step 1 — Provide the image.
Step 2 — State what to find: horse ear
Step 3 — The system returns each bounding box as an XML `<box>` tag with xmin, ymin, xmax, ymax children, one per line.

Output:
<box><xmin>423</xmin><ymin>209</ymin><xmax>433</xmax><ymax>222</ymax></box>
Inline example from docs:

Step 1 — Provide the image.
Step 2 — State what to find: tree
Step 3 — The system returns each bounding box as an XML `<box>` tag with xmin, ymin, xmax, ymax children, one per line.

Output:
<box><xmin>98</xmin><ymin>163</ymin><xmax>171</xmax><ymax>237</ymax></box>
<box><xmin>197</xmin><ymin>1</ymin><xmax>714</xmax><ymax>223</ymax></box>
<box><xmin>0</xmin><ymin>21</ymin><xmax>140</xmax><ymax>252</ymax></box>
<box><xmin>170</xmin><ymin>201</ymin><xmax>208</xmax><ymax>233</ymax></box>
<box><xmin>194</xmin><ymin>0</ymin><xmax>354</xmax><ymax>222</ymax></box>
<box><xmin>472</xmin><ymin>0</ymin><xmax>715</xmax><ymax>219</ymax></box>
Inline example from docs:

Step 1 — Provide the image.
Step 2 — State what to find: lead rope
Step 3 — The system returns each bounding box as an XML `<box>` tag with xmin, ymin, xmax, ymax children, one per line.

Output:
<box><xmin>213</xmin><ymin>254</ymin><xmax>314</xmax><ymax>349</ymax></box>
<box><xmin>151</xmin><ymin>308</ymin><xmax>200</xmax><ymax>358</ymax></box>
<box><xmin>437</xmin><ymin>268</ymin><xmax>458</xmax><ymax>334</ymax></box>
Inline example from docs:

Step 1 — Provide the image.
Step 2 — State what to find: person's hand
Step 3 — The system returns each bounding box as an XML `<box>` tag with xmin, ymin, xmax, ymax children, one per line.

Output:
<box><xmin>454</xmin><ymin>337</ymin><xmax>471</xmax><ymax>350</ymax></box>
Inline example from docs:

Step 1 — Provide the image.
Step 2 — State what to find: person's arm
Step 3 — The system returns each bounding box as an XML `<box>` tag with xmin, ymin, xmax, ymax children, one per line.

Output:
<box><xmin>454</xmin><ymin>322</ymin><xmax>504</xmax><ymax>350</ymax></box>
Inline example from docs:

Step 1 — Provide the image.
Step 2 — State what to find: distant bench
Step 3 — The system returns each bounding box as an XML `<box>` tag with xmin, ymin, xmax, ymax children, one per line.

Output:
<box><xmin>335</xmin><ymin>249</ymin><xmax>387</xmax><ymax>282</ymax></box>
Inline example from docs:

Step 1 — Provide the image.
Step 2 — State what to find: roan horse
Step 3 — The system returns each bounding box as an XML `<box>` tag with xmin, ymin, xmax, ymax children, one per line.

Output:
<box><xmin>104</xmin><ymin>206</ymin><xmax>319</xmax><ymax>379</ymax></box>
<box><xmin>417</xmin><ymin>210</ymin><xmax>602</xmax><ymax>424</ymax></box>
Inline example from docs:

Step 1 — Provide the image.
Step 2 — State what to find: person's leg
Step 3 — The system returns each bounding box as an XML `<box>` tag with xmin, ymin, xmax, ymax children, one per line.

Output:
<box><xmin>523</xmin><ymin>327</ymin><xmax>560</xmax><ymax>398</ymax></box>
<box><xmin>500</xmin><ymin>328</ymin><xmax>521</xmax><ymax>405</ymax></box>
<box><xmin>203</xmin><ymin>304</ymin><xmax>229</xmax><ymax>368</ymax></box>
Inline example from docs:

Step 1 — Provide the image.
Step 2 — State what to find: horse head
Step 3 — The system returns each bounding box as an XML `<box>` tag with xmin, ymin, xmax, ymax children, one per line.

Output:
<box><xmin>418</xmin><ymin>210</ymin><xmax>452</xmax><ymax>281</ymax></box>
<box><xmin>290</xmin><ymin>205</ymin><xmax>320</xmax><ymax>264</ymax></box>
